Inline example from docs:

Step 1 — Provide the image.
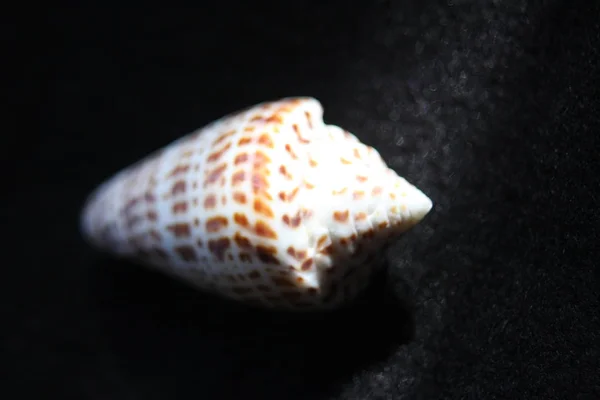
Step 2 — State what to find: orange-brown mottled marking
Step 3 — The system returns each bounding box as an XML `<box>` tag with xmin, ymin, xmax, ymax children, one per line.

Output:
<box><xmin>309</xmin><ymin>159</ymin><xmax>318</xmax><ymax>167</ymax></box>
<box><xmin>167</xmin><ymin>164</ymin><xmax>190</xmax><ymax>178</ymax></box>
<box><xmin>181</xmin><ymin>149</ymin><xmax>194</xmax><ymax>158</ymax></box>
<box><xmin>244</xmin><ymin>126</ymin><xmax>255</xmax><ymax>132</ymax></box>
<box><xmin>255</xmin><ymin>220</ymin><xmax>278</xmax><ymax>239</ymax></box>
<box><xmin>334</xmin><ymin>210</ymin><xmax>350</xmax><ymax>223</ymax></box>
<box><xmin>301</xmin><ymin>258</ymin><xmax>313</xmax><ymax>271</ymax></box>
<box><xmin>265</xmin><ymin>114</ymin><xmax>283</xmax><ymax>124</ymax></box>
<box><xmin>233</xmin><ymin>192</ymin><xmax>247</xmax><ymax>204</ymax></box>
<box><xmin>333</xmin><ymin>188</ymin><xmax>347</xmax><ymax>195</ymax></box>
<box><xmin>171</xmin><ymin>180</ymin><xmax>186</xmax><ymax>195</ymax></box>
<box><xmin>213</xmin><ymin>129</ymin><xmax>236</xmax><ymax>146</ymax></box>
<box><xmin>234</xmin><ymin>232</ymin><xmax>251</xmax><ymax>248</ymax></box>
<box><xmin>232</xmin><ymin>170</ymin><xmax>245</xmax><ymax>186</ymax></box>
<box><xmin>256</xmin><ymin>245</ymin><xmax>279</xmax><ymax>264</ymax></box>
<box><xmin>279</xmin><ymin>165</ymin><xmax>292</xmax><ymax>179</ymax></box>
<box><xmin>356</xmin><ymin>175</ymin><xmax>368</xmax><ymax>182</ymax></box>
<box><xmin>364</xmin><ymin>229</ymin><xmax>376</xmax><ymax>239</ymax></box>
<box><xmin>303</xmin><ymin>212</ymin><xmax>319</xmax><ymax>227</ymax></box>
<box><xmin>234</xmin><ymin>153</ymin><xmax>249</xmax><ymax>165</ymax></box>
<box><xmin>353</xmin><ymin>148</ymin><xmax>361</xmax><ymax>159</ymax></box>
<box><xmin>282</xmin><ymin>212</ymin><xmax>302</xmax><ymax>228</ymax></box>
<box><xmin>234</xmin><ymin>213</ymin><xmax>249</xmax><ymax>227</ymax></box>
<box><xmin>167</xmin><ymin>223</ymin><xmax>191</xmax><ymax>237</ymax></box>
<box><xmin>203</xmin><ymin>194</ymin><xmax>217</xmax><ymax>209</ymax></box>
<box><xmin>372</xmin><ymin>186</ymin><xmax>383</xmax><ymax>196</ymax></box>
<box><xmin>303</xmin><ymin>180</ymin><xmax>315</xmax><ymax>189</ymax></box>
<box><xmin>221</xmin><ymin>195</ymin><xmax>227</xmax><ymax>205</ymax></box>
<box><xmin>317</xmin><ymin>235</ymin><xmax>328</xmax><ymax>249</ymax></box>
<box><xmin>253</xmin><ymin>198</ymin><xmax>274</xmax><ymax>218</ymax></box>
<box><xmin>207</xmin><ymin>142</ymin><xmax>232</xmax><ymax>163</ymax></box>
<box><xmin>293</xmin><ymin>123</ymin><xmax>310</xmax><ymax>144</ymax></box>
<box><xmin>251</xmin><ymin>173</ymin><xmax>269</xmax><ymax>194</ymax></box>
<box><xmin>301</xmin><ymin>208</ymin><xmax>313</xmax><ymax>221</ymax></box>
<box><xmin>353</xmin><ymin>191</ymin><xmax>365</xmax><ymax>200</ymax></box>
<box><xmin>172</xmin><ymin>201</ymin><xmax>188</xmax><ymax>214</ymax></box>
<box><xmin>304</xmin><ymin>111</ymin><xmax>313</xmax><ymax>129</ymax></box>
<box><xmin>253</xmin><ymin>151</ymin><xmax>271</xmax><ymax>169</ymax></box>
<box><xmin>287</xmin><ymin>246</ymin><xmax>307</xmax><ymax>261</ymax></box>
<box><xmin>356</xmin><ymin>212</ymin><xmax>367</xmax><ymax>221</ymax></box>
<box><xmin>340</xmin><ymin>157</ymin><xmax>352</xmax><ymax>165</ymax></box>
<box><xmin>208</xmin><ymin>237</ymin><xmax>231</xmax><ymax>261</ymax></box>
<box><xmin>206</xmin><ymin>216</ymin><xmax>228</xmax><ymax>233</ymax></box>
<box><xmin>287</xmin><ymin>187</ymin><xmax>300</xmax><ymax>202</ymax></box>
<box><xmin>258</xmin><ymin>133</ymin><xmax>274</xmax><ymax>148</ymax></box>
<box><xmin>204</xmin><ymin>163</ymin><xmax>227</xmax><ymax>187</ymax></box>
<box><xmin>175</xmin><ymin>245</ymin><xmax>197</xmax><ymax>262</ymax></box>
<box><xmin>322</xmin><ymin>244</ymin><xmax>335</xmax><ymax>255</ymax></box>
<box><xmin>238</xmin><ymin>137</ymin><xmax>252</xmax><ymax>146</ymax></box>
<box><xmin>285</xmin><ymin>144</ymin><xmax>298</xmax><ymax>159</ymax></box>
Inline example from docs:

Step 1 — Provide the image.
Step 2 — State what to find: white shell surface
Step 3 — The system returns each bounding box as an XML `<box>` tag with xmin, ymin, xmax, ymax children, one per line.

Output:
<box><xmin>81</xmin><ymin>97</ymin><xmax>433</xmax><ymax>310</ymax></box>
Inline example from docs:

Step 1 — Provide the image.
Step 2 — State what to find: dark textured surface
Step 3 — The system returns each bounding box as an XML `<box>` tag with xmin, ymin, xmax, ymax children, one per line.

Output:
<box><xmin>5</xmin><ymin>1</ymin><xmax>600</xmax><ymax>399</ymax></box>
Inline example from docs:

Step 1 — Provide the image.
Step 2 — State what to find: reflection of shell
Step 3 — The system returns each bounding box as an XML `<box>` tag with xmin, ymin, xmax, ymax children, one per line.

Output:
<box><xmin>81</xmin><ymin>97</ymin><xmax>433</xmax><ymax>310</ymax></box>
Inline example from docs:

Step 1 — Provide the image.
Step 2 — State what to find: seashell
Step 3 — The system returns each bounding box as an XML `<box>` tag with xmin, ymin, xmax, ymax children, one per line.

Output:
<box><xmin>81</xmin><ymin>97</ymin><xmax>433</xmax><ymax>310</ymax></box>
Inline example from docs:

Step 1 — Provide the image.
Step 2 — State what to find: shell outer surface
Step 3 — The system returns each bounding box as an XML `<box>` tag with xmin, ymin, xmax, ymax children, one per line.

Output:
<box><xmin>81</xmin><ymin>97</ymin><xmax>433</xmax><ymax>311</ymax></box>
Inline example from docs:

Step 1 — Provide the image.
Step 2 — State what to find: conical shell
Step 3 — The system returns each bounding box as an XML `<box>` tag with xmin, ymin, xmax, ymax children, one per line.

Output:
<box><xmin>81</xmin><ymin>97</ymin><xmax>433</xmax><ymax>310</ymax></box>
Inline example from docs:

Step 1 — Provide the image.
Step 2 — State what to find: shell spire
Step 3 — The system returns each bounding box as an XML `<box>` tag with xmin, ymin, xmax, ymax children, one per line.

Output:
<box><xmin>81</xmin><ymin>97</ymin><xmax>432</xmax><ymax>310</ymax></box>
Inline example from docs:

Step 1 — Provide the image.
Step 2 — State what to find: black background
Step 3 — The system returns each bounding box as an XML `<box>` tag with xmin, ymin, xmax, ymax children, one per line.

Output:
<box><xmin>5</xmin><ymin>1</ymin><xmax>599</xmax><ymax>399</ymax></box>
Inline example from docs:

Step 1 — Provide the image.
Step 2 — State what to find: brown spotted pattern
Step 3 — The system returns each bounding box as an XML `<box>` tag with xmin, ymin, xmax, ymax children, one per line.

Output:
<box><xmin>81</xmin><ymin>97</ymin><xmax>433</xmax><ymax>310</ymax></box>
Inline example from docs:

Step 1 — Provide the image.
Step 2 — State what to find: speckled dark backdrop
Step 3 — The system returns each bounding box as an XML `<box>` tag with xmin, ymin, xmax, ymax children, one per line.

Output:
<box><xmin>5</xmin><ymin>1</ymin><xmax>599</xmax><ymax>399</ymax></box>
